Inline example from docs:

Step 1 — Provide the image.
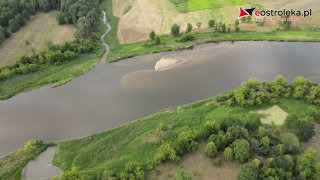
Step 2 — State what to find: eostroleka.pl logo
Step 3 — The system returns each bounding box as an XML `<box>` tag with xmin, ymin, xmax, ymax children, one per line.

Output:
<box><xmin>239</xmin><ymin>7</ymin><xmax>312</xmax><ymax>22</ymax></box>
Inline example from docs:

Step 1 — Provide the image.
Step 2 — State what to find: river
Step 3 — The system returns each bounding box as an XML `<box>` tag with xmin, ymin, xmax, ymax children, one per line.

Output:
<box><xmin>1</xmin><ymin>41</ymin><xmax>320</xmax><ymax>157</ymax></box>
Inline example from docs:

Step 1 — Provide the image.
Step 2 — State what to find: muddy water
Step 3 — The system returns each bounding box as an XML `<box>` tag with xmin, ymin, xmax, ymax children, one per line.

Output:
<box><xmin>22</xmin><ymin>147</ymin><xmax>61</xmax><ymax>179</ymax></box>
<box><xmin>1</xmin><ymin>42</ymin><xmax>320</xmax><ymax>156</ymax></box>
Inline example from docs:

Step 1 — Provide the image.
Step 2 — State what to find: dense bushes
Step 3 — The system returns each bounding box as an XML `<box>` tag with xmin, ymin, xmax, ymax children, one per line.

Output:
<box><xmin>0</xmin><ymin>39</ymin><xmax>96</xmax><ymax>81</ymax></box>
<box><xmin>285</xmin><ymin>115</ymin><xmax>315</xmax><ymax>142</ymax></box>
<box><xmin>218</xmin><ymin>75</ymin><xmax>320</xmax><ymax>107</ymax></box>
<box><xmin>179</xmin><ymin>33</ymin><xmax>195</xmax><ymax>42</ymax></box>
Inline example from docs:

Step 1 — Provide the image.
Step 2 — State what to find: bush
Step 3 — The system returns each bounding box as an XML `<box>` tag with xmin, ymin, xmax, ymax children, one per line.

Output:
<box><xmin>281</xmin><ymin>133</ymin><xmax>300</xmax><ymax>154</ymax></box>
<box><xmin>155</xmin><ymin>142</ymin><xmax>179</xmax><ymax>163</ymax></box>
<box><xmin>203</xmin><ymin>121</ymin><xmax>221</xmax><ymax>138</ymax></box>
<box><xmin>176</xmin><ymin>168</ymin><xmax>192</xmax><ymax>180</ymax></box>
<box><xmin>238</xmin><ymin>163</ymin><xmax>259</xmax><ymax>180</ymax></box>
<box><xmin>233</xmin><ymin>139</ymin><xmax>251</xmax><ymax>163</ymax></box>
<box><xmin>159</xmin><ymin>122</ymin><xmax>167</xmax><ymax>131</ymax></box>
<box><xmin>223</xmin><ymin>147</ymin><xmax>234</xmax><ymax>160</ymax></box>
<box><xmin>118</xmin><ymin>162</ymin><xmax>145</xmax><ymax>180</ymax></box>
<box><xmin>186</xmin><ymin>23</ymin><xmax>193</xmax><ymax>33</ymax></box>
<box><xmin>149</xmin><ymin>31</ymin><xmax>155</xmax><ymax>40</ymax></box>
<box><xmin>212</xmin><ymin>157</ymin><xmax>222</xmax><ymax>167</ymax></box>
<box><xmin>176</xmin><ymin>131</ymin><xmax>199</xmax><ymax>154</ymax></box>
<box><xmin>226</xmin><ymin>126</ymin><xmax>249</xmax><ymax>143</ymax></box>
<box><xmin>208</xmin><ymin>20</ymin><xmax>215</xmax><ymax>28</ymax></box>
<box><xmin>179</xmin><ymin>33</ymin><xmax>195</xmax><ymax>42</ymax></box>
<box><xmin>205</xmin><ymin>142</ymin><xmax>217</xmax><ymax>158</ymax></box>
<box><xmin>171</xmin><ymin>24</ymin><xmax>180</xmax><ymax>37</ymax></box>
<box><xmin>208</xmin><ymin>131</ymin><xmax>227</xmax><ymax>150</ymax></box>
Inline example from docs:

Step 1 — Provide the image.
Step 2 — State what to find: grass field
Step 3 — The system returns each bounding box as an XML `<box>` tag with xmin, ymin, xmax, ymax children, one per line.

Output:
<box><xmin>171</xmin><ymin>0</ymin><xmax>247</xmax><ymax>12</ymax></box>
<box><xmin>0</xmin><ymin>48</ymin><xmax>103</xmax><ymax>100</ymax></box>
<box><xmin>0</xmin><ymin>11</ymin><xmax>76</xmax><ymax>67</ymax></box>
<box><xmin>257</xmin><ymin>105</ymin><xmax>288</xmax><ymax>125</ymax></box>
<box><xmin>52</xmin><ymin>96</ymin><xmax>316</xmax><ymax>178</ymax></box>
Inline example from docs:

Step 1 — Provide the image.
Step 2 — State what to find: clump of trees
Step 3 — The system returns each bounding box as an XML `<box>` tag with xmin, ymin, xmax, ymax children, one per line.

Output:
<box><xmin>218</xmin><ymin>75</ymin><xmax>320</xmax><ymax>107</ymax></box>
<box><xmin>0</xmin><ymin>39</ymin><xmax>96</xmax><ymax>81</ymax></box>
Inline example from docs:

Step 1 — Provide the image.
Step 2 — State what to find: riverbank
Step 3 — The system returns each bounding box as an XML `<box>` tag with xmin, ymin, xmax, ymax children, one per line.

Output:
<box><xmin>107</xmin><ymin>30</ymin><xmax>320</xmax><ymax>62</ymax></box>
<box><xmin>52</xmin><ymin>83</ymin><xmax>318</xmax><ymax>179</ymax></box>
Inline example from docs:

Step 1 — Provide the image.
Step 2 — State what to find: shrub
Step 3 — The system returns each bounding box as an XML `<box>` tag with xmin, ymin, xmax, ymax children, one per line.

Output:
<box><xmin>226</xmin><ymin>126</ymin><xmax>249</xmax><ymax>143</ymax></box>
<box><xmin>171</xmin><ymin>24</ymin><xmax>180</xmax><ymax>37</ymax></box>
<box><xmin>118</xmin><ymin>162</ymin><xmax>145</xmax><ymax>180</ymax></box>
<box><xmin>179</xmin><ymin>33</ymin><xmax>195</xmax><ymax>42</ymax></box>
<box><xmin>159</xmin><ymin>122</ymin><xmax>167</xmax><ymax>131</ymax></box>
<box><xmin>203</xmin><ymin>121</ymin><xmax>221</xmax><ymax>138</ymax></box>
<box><xmin>208</xmin><ymin>131</ymin><xmax>227</xmax><ymax>150</ymax></box>
<box><xmin>223</xmin><ymin>147</ymin><xmax>234</xmax><ymax>160</ymax></box>
<box><xmin>186</xmin><ymin>23</ymin><xmax>193</xmax><ymax>33</ymax></box>
<box><xmin>176</xmin><ymin>131</ymin><xmax>199</xmax><ymax>154</ymax></box>
<box><xmin>155</xmin><ymin>142</ymin><xmax>179</xmax><ymax>163</ymax></box>
<box><xmin>281</xmin><ymin>133</ymin><xmax>300</xmax><ymax>154</ymax></box>
<box><xmin>208</xmin><ymin>20</ymin><xmax>215</xmax><ymax>28</ymax></box>
<box><xmin>233</xmin><ymin>139</ymin><xmax>251</xmax><ymax>163</ymax></box>
<box><xmin>205</xmin><ymin>142</ymin><xmax>217</xmax><ymax>158</ymax></box>
<box><xmin>155</xmin><ymin>37</ymin><xmax>161</xmax><ymax>45</ymax></box>
<box><xmin>238</xmin><ymin>163</ymin><xmax>259</xmax><ymax>180</ymax></box>
<box><xmin>149</xmin><ymin>31</ymin><xmax>155</xmax><ymax>40</ymax></box>
<box><xmin>212</xmin><ymin>157</ymin><xmax>222</xmax><ymax>167</ymax></box>
<box><xmin>176</xmin><ymin>168</ymin><xmax>192</xmax><ymax>180</ymax></box>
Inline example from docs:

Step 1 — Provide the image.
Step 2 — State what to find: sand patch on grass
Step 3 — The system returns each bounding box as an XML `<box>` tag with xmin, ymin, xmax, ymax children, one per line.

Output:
<box><xmin>257</xmin><ymin>105</ymin><xmax>288</xmax><ymax>125</ymax></box>
<box><xmin>149</xmin><ymin>143</ymin><xmax>240</xmax><ymax>179</ymax></box>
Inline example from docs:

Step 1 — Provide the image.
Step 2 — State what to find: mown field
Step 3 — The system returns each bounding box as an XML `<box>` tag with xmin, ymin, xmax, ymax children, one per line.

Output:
<box><xmin>171</xmin><ymin>0</ymin><xmax>247</xmax><ymax>12</ymax></box>
<box><xmin>0</xmin><ymin>11</ymin><xmax>76</xmax><ymax>67</ymax></box>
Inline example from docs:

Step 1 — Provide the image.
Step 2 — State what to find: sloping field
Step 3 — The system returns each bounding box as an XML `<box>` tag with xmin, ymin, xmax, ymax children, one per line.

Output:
<box><xmin>0</xmin><ymin>11</ymin><xmax>76</xmax><ymax>67</ymax></box>
<box><xmin>115</xmin><ymin>0</ymin><xmax>320</xmax><ymax>43</ymax></box>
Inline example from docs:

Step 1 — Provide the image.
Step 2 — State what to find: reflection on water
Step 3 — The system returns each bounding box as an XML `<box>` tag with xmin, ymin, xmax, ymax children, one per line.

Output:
<box><xmin>1</xmin><ymin>42</ymin><xmax>320</xmax><ymax>156</ymax></box>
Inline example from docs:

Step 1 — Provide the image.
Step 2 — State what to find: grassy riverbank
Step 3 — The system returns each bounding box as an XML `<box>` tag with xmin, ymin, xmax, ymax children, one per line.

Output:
<box><xmin>52</xmin><ymin>75</ymin><xmax>319</xmax><ymax>179</ymax></box>
<box><xmin>107</xmin><ymin>30</ymin><xmax>320</xmax><ymax>62</ymax></box>
<box><xmin>0</xmin><ymin>48</ymin><xmax>103</xmax><ymax>100</ymax></box>
<box><xmin>0</xmin><ymin>141</ymin><xmax>52</xmax><ymax>180</ymax></box>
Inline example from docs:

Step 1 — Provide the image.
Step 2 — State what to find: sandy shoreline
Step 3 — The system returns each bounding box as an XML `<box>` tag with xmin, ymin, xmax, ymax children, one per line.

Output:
<box><xmin>155</xmin><ymin>54</ymin><xmax>188</xmax><ymax>71</ymax></box>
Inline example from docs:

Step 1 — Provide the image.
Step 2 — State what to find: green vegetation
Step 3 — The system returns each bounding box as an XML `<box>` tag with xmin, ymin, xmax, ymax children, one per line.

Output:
<box><xmin>107</xmin><ymin>30</ymin><xmax>320</xmax><ymax>62</ymax></box>
<box><xmin>52</xmin><ymin>76</ymin><xmax>320</xmax><ymax>179</ymax></box>
<box><xmin>0</xmin><ymin>0</ymin><xmax>60</xmax><ymax>44</ymax></box>
<box><xmin>170</xmin><ymin>0</ymin><xmax>247</xmax><ymax>12</ymax></box>
<box><xmin>0</xmin><ymin>48</ymin><xmax>103</xmax><ymax>100</ymax></box>
<box><xmin>0</xmin><ymin>140</ymin><xmax>51</xmax><ymax>180</ymax></box>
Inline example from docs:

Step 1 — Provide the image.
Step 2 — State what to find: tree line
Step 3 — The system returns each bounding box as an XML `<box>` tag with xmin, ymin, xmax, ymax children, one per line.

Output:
<box><xmin>0</xmin><ymin>0</ymin><xmax>60</xmax><ymax>44</ymax></box>
<box><xmin>217</xmin><ymin>75</ymin><xmax>320</xmax><ymax>107</ymax></box>
<box><xmin>0</xmin><ymin>0</ymin><xmax>102</xmax><ymax>45</ymax></box>
<box><xmin>56</xmin><ymin>0</ymin><xmax>102</xmax><ymax>39</ymax></box>
<box><xmin>0</xmin><ymin>39</ymin><xmax>97</xmax><ymax>81</ymax></box>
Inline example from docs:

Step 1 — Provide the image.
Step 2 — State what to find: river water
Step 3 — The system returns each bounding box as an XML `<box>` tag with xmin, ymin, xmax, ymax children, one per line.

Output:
<box><xmin>1</xmin><ymin>41</ymin><xmax>320</xmax><ymax>156</ymax></box>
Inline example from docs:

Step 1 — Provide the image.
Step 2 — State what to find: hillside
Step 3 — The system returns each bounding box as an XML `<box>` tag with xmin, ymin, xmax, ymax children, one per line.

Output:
<box><xmin>0</xmin><ymin>11</ymin><xmax>76</xmax><ymax>67</ymax></box>
<box><xmin>114</xmin><ymin>0</ymin><xmax>320</xmax><ymax>43</ymax></box>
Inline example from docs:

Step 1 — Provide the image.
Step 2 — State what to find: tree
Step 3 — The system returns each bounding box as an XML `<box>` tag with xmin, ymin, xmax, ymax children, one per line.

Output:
<box><xmin>247</xmin><ymin>16</ymin><xmax>251</xmax><ymax>22</ymax></box>
<box><xmin>176</xmin><ymin>131</ymin><xmax>199</xmax><ymax>154</ymax></box>
<box><xmin>149</xmin><ymin>31</ymin><xmax>155</xmax><ymax>40</ymax></box>
<box><xmin>196</xmin><ymin>22</ymin><xmax>201</xmax><ymax>28</ymax></box>
<box><xmin>205</xmin><ymin>142</ymin><xmax>217</xmax><ymax>158</ymax></box>
<box><xmin>186</xmin><ymin>23</ymin><xmax>193</xmax><ymax>33</ymax></box>
<box><xmin>9</xmin><ymin>19</ymin><xmax>19</xmax><ymax>32</ymax></box>
<box><xmin>171</xmin><ymin>24</ymin><xmax>180</xmax><ymax>37</ymax></box>
<box><xmin>233</xmin><ymin>139</ymin><xmax>250</xmax><ymax>163</ymax></box>
<box><xmin>208</xmin><ymin>20</ymin><xmax>215</xmax><ymax>28</ymax></box>
<box><xmin>296</xmin><ymin>148</ymin><xmax>319</xmax><ymax>180</ymax></box>
<box><xmin>224</xmin><ymin>147</ymin><xmax>234</xmax><ymax>160</ymax></box>
<box><xmin>176</xmin><ymin>169</ymin><xmax>192</xmax><ymax>180</ymax></box>
<box><xmin>208</xmin><ymin>131</ymin><xmax>226</xmax><ymax>150</ymax></box>
<box><xmin>281</xmin><ymin>133</ymin><xmax>300</xmax><ymax>153</ymax></box>
<box><xmin>294</xmin><ymin>120</ymin><xmax>315</xmax><ymax>142</ymax></box>
<box><xmin>238</xmin><ymin>163</ymin><xmax>259</xmax><ymax>180</ymax></box>
<box><xmin>221</xmin><ymin>23</ymin><xmax>226</xmax><ymax>33</ymax></box>
<box><xmin>234</xmin><ymin>20</ymin><xmax>240</xmax><ymax>32</ymax></box>
<box><xmin>203</xmin><ymin>121</ymin><xmax>221</xmax><ymax>138</ymax></box>
<box><xmin>258</xmin><ymin>136</ymin><xmax>270</xmax><ymax>155</ymax></box>
<box><xmin>155</xmin><ymin>142</ymin><xmax>179</xmax><ymax>163</ymax></box>
<box><xmin>0</xmin><ymin>26</ymin><xmax>5</xmax><ymax>43</ymax></box>
<box><xmin>22</xmin><ymin>10</ymin><xmax>30</xmax><ymax>21</ymax></box>
<box><xmin>279</xmin><ymin>16</ymin><xmax>292</xmax><ymax>30</ymax></box>
<box><xmin>226</xmin><ymin>126</ymin><xmax>249</xmax><ymax>143</ymax></box>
